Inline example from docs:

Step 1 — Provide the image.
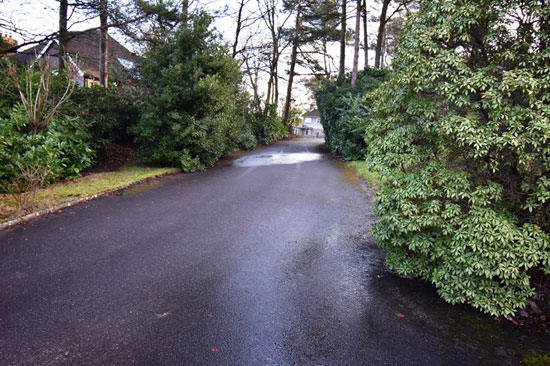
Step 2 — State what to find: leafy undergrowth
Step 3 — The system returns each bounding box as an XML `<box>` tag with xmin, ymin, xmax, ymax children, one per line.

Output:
<box><xmin>523</xmin><ymin>351</ymin><xmax>550</xmax><ymax>366</ymax></box>
<box><xmin>0</xmin><ymin>166</ymin><xmax>178</xmax><ymax>223</ymax></box>
<box><xmin>347</xmin><ymin>161</ymin><xmax>382</xmax><ymax>190</ymax></box>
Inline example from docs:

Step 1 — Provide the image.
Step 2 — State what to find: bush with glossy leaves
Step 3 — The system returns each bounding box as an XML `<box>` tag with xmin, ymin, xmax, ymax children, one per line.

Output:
<box><xmin>0</xmin><ymin>104</ymin><xmax>94</xmax><ymax>190</ymax></box>
<box><xmin>366</xmin><ymin>0</ymin><xmax>550</xmax><ymax>316</ymax></box>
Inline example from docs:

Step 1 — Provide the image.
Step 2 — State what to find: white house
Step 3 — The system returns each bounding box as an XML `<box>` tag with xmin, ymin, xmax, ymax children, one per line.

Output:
<box><xmin>294</xmin><ymin>109</ymin><xmax>324</xmax><ymax>138</ymax></box>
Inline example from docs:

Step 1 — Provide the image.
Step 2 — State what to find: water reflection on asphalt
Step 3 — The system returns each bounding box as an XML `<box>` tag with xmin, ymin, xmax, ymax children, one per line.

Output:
<box><xmin>233</xmin><ymin>152</ymin><xmax>324</xmax><ymax>167</ymax></box>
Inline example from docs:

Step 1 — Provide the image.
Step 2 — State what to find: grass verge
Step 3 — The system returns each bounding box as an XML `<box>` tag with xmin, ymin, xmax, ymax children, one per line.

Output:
<box><xmin>0</xmin><ymin>165</ymin><xmax>178</xmax><ymax>224</ymax></box>
<box><xmin>347</xmin><ymin>161</ymin><xmax>381</xmax><ymax>190</ymax></box>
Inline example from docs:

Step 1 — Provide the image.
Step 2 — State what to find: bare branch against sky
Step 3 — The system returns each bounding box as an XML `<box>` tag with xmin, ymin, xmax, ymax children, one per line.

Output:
<box><xmin>1</xmin><ymin>0</ymin><xmax>399</xmax><ymax>108</ymax></box>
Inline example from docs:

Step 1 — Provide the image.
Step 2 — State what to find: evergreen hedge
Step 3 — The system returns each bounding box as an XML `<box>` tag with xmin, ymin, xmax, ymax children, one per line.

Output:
<box><xmin>366</xmin><ymin>0</ymin><xmax>550</xmax><ymax>315</ymax></box>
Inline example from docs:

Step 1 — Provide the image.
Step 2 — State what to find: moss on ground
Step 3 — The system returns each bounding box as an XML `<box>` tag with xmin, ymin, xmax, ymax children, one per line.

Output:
<box><xmin>347</xmin><ymin>161</ymin><xmax>381</xmax><ymax>189</ymax></box>
<box><xmin>0</xmin><ymin>166</ymin><xmax>178</xmax><ymax>223</ymax></box>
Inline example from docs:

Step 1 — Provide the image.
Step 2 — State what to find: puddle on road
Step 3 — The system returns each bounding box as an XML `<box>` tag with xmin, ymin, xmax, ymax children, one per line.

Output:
<box><xmin>233</xmin><ymin>153</ymin><xmax>324</xmax><ymax>167</ymax></box>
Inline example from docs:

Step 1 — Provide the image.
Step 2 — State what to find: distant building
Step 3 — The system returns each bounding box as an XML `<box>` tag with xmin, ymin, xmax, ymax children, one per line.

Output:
<box><xmin>15</xmin><ymin>30</ymin><xmax>139</xmax><ymax>87</ymax></box>
<box><xmin>1</xmin><ymin>33</ymin><xmax>18</xmax><ymax>55</ymax></box>
<box><xmin>293</xmin><ymin>108</ymin><xmax>324</xmax><ymax>138</ymax></box>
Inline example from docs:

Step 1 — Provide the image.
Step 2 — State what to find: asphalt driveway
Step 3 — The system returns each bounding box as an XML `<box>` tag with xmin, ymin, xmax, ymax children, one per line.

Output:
<box><xmin>0</xmin><ymin>138</ymin><xmax>546</xmax><ymax>365</ymax></box>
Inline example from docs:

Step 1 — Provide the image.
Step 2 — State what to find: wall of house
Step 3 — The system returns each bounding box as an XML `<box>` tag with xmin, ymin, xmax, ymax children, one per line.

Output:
<box><xmin>304</xmin><ymin>116</ymin><xmax>322</xmax><ymax>130</ymax></box>
<box><xmin>293</xmin><ymin>127</ymin><xmax>324</xmax><ymax>138</ymax></box>
<box><xmin>305</xmin><ymin>128</ymin><xmax>324</xmax><ymax>138</ymax></box>
<box><xmin>304</xmin><ymin>116</ymin><xmax>321</xmax><ymax>128</ymax></box>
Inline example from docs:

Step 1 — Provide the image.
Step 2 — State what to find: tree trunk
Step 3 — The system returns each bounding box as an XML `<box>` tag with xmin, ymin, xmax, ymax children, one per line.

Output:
<box><xmin>182</xmin><ymin>0</ymin><xmax>189</xmax><ymax>26</ymax></box>
<box><xmin>232</xmin><ymin>0</ymin><xmax>246</xmax><ymax>57</ymax></box>
<box><xmin>339</xmin><ymin>0</ymin><xmax>347</xmax><ymax>77</ymax></box>
<box><xmin>323</xmin><ymin>39</ymin><xmax>329</xmax><ymax>74</ymax></box>
<box><xmin>283</xmin><ymin>4</ymin><xmax>301</xmax><ymax>126</ymax></box>
<box><xmin>274</xmin><ymin>63</ymin><xmax>279</xmax><ymax>107</ymax></box>
<box><xmin>266</xmin><ymin>72</ymin><xmax>273</xmax><ymax>105</ymax></box>
<box><xmin>99</xmin><ymin>0</ymin><xmax>108</xmax><ymax>87</ymax></box>
<box><xmin>362</xmin><ymin>0</ymin><xmax>368</xmax><ymax>68</ymax></box>
<box><xmin>264</xmin><ymin>1</ymin><xmax>279</xmax><ymax>106</ymax></box>
<box><xmin>374</xmin><ymin>0</ymin><xmax>390</xmax><ymax>68</ymax></box>
<box><xmin>266</xmin><ymin>47</ymin><xmax>279</xmax><ymax>106</ymax></box>
<box><xmin>351</xmin><ymin>0</ymin><xmax>361</xmax><ymax>85</ymax></box>
<box><xmin>244</xmin><ymin>56</ymin><xmax>259</xmax><ymax>102</ymax></box>
<box><xmin>58</xmin><ymin>0</ymin><xmax>68</xmax><ymax>71</ymax></box>
<box><xmin>381</xmin><ymin>28</ymin><xmax>387</xmax><ymax>67</ymax></box>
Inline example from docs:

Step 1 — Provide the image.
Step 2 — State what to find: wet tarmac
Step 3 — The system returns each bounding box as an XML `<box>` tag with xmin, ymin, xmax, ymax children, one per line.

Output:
<box><xmin>0</xmin><ymin>138</ymin><xmax>547</xmax><ymax>365</ymax></box>
<box><xmin>233</xmin><ymin>152</ymin><xmax>325</xmax><ymax>167</ymax></box>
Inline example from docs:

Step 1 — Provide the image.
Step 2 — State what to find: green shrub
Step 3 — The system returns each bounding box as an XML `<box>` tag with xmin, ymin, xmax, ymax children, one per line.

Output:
<box><xmin>247</xmin><ymin>103</ymin><xmax>287</xmax><ymax>145</ymax></box>
<box><xmin>0</xmin><ymin>104</ymin><xmax>94</xmax><ymax>190</ymax></box>
<box><xmin>179</xmin><ymin>149</ymin><xmax>205</xmax><ymax>172</ymax></box>
<box><xmin>316</xmin><ymin>68</ymin><xmax>389</xmax><ymax>160</ymax></box>
<box><xmin>366</xmin><ymin>0</ymin><xmax>550</xmax><ymax>316</ymax></box>
<box><xmin>68</xmin><ymin>85</ymin><xmax>143</xmax><ymax>149</ymax></box>
<box><xmin>0</xmin><ymin>60</ymin><xmax>18</xmax><ymax>119</ymax></box>
<box><xmin>237</xmin><ymin>130</ymin><xmax>257</xmax><ymax>151</ymax></box>
<box><xmin>130</xmin><ymin>13</ymin><xmax>248</xmax><ymax>171</ymax></box>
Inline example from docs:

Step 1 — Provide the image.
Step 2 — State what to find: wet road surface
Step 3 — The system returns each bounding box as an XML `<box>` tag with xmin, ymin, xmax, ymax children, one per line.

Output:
<box><xmin>0</xmin><ymin>138</ymin><xmax>547</xmax><ymax>365</ymax></box>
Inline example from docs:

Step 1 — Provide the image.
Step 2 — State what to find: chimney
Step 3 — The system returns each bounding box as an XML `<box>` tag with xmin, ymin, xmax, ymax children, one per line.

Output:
<box><xmin>1</xmin><ymin>33</ymin><xmax>18</xmax><ymax>52</ymax></box>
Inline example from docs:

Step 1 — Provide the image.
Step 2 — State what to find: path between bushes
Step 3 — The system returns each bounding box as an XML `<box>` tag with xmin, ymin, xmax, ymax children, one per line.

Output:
<box><xmin>0</xmin><ymin>138</ymin><xmax>547</xmax><ymax>365</ymax></box>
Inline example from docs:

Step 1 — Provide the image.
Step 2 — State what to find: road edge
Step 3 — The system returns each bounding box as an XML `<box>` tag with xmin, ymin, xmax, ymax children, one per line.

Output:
<box><xmin>0</xmin><ymin>170</ymin><xmax>180</xmax><ymax>232</ymax></box>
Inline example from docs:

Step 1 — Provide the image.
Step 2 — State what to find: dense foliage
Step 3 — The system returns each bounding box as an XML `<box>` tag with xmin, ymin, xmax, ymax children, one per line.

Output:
<box><xmin>131</xmin><ymin>14</ymin><xmax>250</xmax><ymax>172</ymax></box>
<box><xmin>316</xmin><ymin>68</ymin><xmax>389</xmax><ymax>160</ymax></box>
<box><xmin>247</xmin><ymin>103</ymin><xmax>287</xmax><ymax>145</ymax></box>
<box><xmin>0</xmin><ymin>64</ymin><xmax>18</xmax><ymax>119</ymax></box>
<box><xmin>0</xmin><ymin>104</ymin><xmax>94</xmax><ymax>189</ymax></box>
<box><xmin>68</xmin><ymin>85</ymin><xmax>143</xmax><ymax>149</ymax></box>
<box><xmin>365</xmin><ymin>0</ymin><xmax>550</xmax><ymax>315</ymax></box>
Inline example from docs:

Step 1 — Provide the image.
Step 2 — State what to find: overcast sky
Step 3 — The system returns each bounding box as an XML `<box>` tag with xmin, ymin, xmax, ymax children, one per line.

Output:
<box><xmin>1</xmin><ymin>0</ymin><xmax>384</xmax><ymax>110</ymax></box>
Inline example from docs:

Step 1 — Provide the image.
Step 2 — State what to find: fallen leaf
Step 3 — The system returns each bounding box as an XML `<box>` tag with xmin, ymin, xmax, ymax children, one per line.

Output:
<box><xmin>512</xmin><ymin>320</ymin><xmax>519</xmax><ymax>325</ymax></box>
<box><xmin>540</xmin><ymin>315</ymin><xmax>547</xmax><ymax>322</ymax></box>
<box><xmin>210</xmin><ymin>347</ymin><xmax>219</xmax><ymax>352</ymax></box>
<box><xmin>396</xmin><ymin>313</ymin><xmax>405</xmax><ymax>318</ymax></box>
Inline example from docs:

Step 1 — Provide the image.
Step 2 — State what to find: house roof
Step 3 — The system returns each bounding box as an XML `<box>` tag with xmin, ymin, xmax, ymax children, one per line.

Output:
<box><xmin>15</xmin><ymin>30</ymin><xmax>139</xmax><ymax>79</ymax></box>
<box><xmin>15</xmin><ymin>41</ymin><xmax>56</xmax><ymax>64</ymax></box>
<box><xmin>304</xmin><ymin>109</ymin><xmax>320</xmax><ymax>118</ymax></box>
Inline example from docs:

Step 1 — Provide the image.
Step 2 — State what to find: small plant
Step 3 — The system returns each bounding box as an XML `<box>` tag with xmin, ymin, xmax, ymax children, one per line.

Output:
<box><xmin>4</xmin><ymin>58</ymin><xmax>76</xmax><ymax>134</ymax></box>
<box><xmin>8</xmin><ymin>162</ymin><xmax>54</xmax><ymax>213</ymax></box>
<box><xmin>237</xmin><ymin>131</ymin><xmax>257</xmax><ymax>151</ymax></box>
